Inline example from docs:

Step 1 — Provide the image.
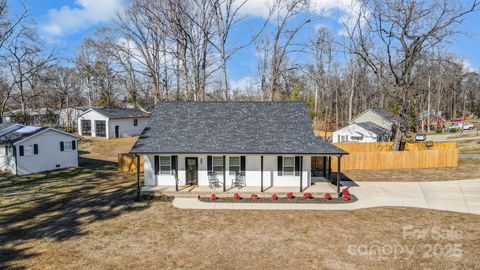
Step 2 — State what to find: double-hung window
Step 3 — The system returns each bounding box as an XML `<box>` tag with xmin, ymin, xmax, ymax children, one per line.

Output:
<box><xmin>212</xmin><ymin>156</ymin><xmax>224</xmax><ymax>175</ymax></box>
<box><xmin>159</xmin><ymin>156</ymin><xmax>171</xmax><ymax>175</ymax></box>
<box><xmin>133</xmin><ymin>119</ymin><xmax>138</xmax><ymax>126</ymax></box>
<box><xmin>229</xmin><ymin>156</ymin><xmax>240</xmax><ymax>175</ymax></box>
<box><xmin>283</xmin><ymin>156</ymin><xmax>295</xmax><ymax>176</ymax></box>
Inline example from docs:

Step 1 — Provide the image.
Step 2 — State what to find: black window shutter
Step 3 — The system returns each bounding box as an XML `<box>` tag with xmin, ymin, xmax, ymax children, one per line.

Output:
<box><xmin>154</xmin><ymin>155</ymin><xmax>159</xmax><ymax>175</ymax></box>
<box><xmin>33</xmin><ymin>144</ymin><xmax>38</xmax><ymax>155</ymax></box>
<box><xmin>240</xmin><ymin>156</ymin><xmax>246</xmax><ymax>173</ymax></box>
<box><xmin>60</xmin><ymin>141</ymin><xmax>64</xmax><ymax>151</ymax></box>
<box><xmin>277</xmin><ymin>156</ymin><xmax>283</xmax><ymax>176</ymax></box>
<box><xmin>207</xmin><ymin>155</ymin><xmax>212</xmax><ymax>172</ymax></box>
<box><xmin>72</xmin><ymin>140</ymin><xmax>76</xmax><ymax>150</ymax></box>
<box><xmin>19</xmin><ymin>145</ymin><xmax>24</xmax><ymax>156</ymax></box>
<box><xmin>171</xmin><ymin>155</ymin><xmax>178</xmax><ymax>175</ymax></box>
<box><xmin>295</xmin><ymin>156</ymin><xmax>300</xmax><ymax>176</ymax></box>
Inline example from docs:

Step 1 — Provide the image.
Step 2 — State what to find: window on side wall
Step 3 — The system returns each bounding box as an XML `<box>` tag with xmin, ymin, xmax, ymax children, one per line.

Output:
<box><xmin>283</xmin><ymin>156</ymin><xmax>294</xmax><ymax>176</ymax></box>
<box><xmin>213</xmin><ymin>156</ymin><xmax>224</xmax><ymax>175</ymax></box>
<box><xmin>229</xmin><ymin>156</ymin><xmax>240</xmax><ymax>175</ymax></box>
<box><xmin>134</xmin><ymin>119</ymin><xmax>138</xmax><ymax>126</ymax></box>
<box><xmin>159</xmin><ymin>156</ymin><xmax>171</xmax><ymax>175</ymax></box>
<box><xmin>64</xmin><ymin>141</ymin><xmax>72</xmax><ymax>151</ymax></box>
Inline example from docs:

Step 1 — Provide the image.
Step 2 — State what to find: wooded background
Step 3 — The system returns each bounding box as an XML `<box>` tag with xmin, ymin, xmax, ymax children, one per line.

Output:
<box><xmin>0</xmin><ymin>0</ymin><xmax>479</xmax><ymax>132</ymax></box>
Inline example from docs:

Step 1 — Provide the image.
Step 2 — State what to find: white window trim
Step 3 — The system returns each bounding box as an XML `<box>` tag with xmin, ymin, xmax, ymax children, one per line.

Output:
<box><xmin>212</xmin><ymin>156</ymin><xmax>224</xmax><ymax>175</ymax></box>
<box><xmin>283</xmin><ymin>156</ymin><xmax>295</xmax><ymax>176</ymax></box>
<box><xmin>229</xmin><ymin>156</ymin><xmax>240</xmax><ymax>175</ymax></box>
<box><xmin>159</xmin><ymin>156</ymin><xmax>171</xmax><ymax>175</ymax></box>
<box><xmin>23</xmin><ymin>145</ymin><xmax>34</xmax><ymax>156</ymax></box>
<box><xmin>63</xmin><ymin>141</ymin><xmax>73</xmax><ymax>152</ymax></box>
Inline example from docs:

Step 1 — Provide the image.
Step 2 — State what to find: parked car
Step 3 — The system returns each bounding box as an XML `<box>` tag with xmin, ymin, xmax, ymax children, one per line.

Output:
<box><xmin>447</xmin><ymin>122</ymin><xmax>475</xmax><ymax>131</ymax></box>
<box><xmin>415</xmin><ymin>133</ymin><xmax>427</xmax><ymax>141</ymax></box>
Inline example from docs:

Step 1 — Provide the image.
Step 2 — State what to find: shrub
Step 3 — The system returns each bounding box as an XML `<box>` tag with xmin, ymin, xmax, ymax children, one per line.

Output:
<box><xmin>342</xmin><ymin>187</ymin><xmax>351</xmax><ymax>201</ymax></box>
<box><xmin>271</xmin><ymin>193</ymin><xmax>279</xmax><ymax>200</ymax></box>
<box><xmin>435</xmin><ymin>129</ymin><xmax>443</xmax><ymax>134</ymax></box>
<box><xmin>210</xmin><ymin>194</ymin><xmax>217</xmax><ymax>201</ymax></box>
<box><xmin>287</xmin><ymin>192</ymin><xmax>295</xmax><ymax>200</ymax></box>
<box><xmin>449</xmin><ymin>128</ymin><xmax>459</xmax><ymax>133</ymax></box>
<box><xmin>250</xmin><ymin>194</ymin><xmax>258</xmax><ymax>200</ymax></box>
<box><xmin>303</xmin><ymin>192</ymin><xmax>313</xmax><ymax>199</ymax></box>
<box><xmin>233</xmin><ymin>193</ymin><xmax>241</xmax><ymax>200</ymax></box>
<box><xmin>324</xmin><ymin>192</ymin><xmax>332</xmax><ymax>200</ymax></box>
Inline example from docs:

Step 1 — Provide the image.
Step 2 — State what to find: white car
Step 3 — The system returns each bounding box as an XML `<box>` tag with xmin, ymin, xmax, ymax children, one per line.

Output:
<box><xmin>448</xmin><ymin>122</ymin><xmax>475</xmax><ymax>131</ymax></box>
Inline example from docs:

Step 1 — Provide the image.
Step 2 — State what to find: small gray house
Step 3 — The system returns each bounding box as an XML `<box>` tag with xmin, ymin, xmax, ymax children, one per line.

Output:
<box><xmin>350</xmin><ymin>108</ymin><xmax>401</xmax><ymax>131</ymax></box>
<box><xmin>130</xmin><ymin>102</ymin><xmax>347</xmax><ymax>193</ymax></box>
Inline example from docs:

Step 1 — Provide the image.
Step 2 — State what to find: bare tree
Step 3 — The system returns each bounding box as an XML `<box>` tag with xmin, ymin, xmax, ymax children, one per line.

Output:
<box><xmin>347</xmin><ymin>0</ymin><xmax>479</xmax><ymax>150</ymax></box>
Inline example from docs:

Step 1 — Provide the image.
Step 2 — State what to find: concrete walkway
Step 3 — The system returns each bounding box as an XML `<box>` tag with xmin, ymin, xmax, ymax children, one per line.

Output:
<box><xmin>172</xmin><ymin>179</ymin><xmax>480</xmax><ymax>215</ymax></box>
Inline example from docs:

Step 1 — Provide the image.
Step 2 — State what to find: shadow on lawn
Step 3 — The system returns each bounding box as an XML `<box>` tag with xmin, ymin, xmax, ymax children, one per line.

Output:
<box><xmin>0</xmin><ymin>157</ymin><xmax>148</xmax><ymax>269</ymax></box>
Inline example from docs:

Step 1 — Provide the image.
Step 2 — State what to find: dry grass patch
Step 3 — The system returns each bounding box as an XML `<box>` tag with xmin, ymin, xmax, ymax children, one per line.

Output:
<box><xmin>79</xmin><ymin>137</ymin><xmax>137</xmax><ymax>162</ymax></box>
<box><xmin>344</xmin><ymin>158</ymin><xmax>480</xmax><ymax>182</ymax></box>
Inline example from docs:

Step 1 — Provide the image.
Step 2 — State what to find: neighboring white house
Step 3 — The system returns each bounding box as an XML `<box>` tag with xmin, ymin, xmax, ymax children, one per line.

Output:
<box><xmin>59</xmin><ymin>106</ymin><xmax>90</xmax><ymax>130</ymax></box>
<box><xmin>77</xmin><ymin>108</ymin><xmax>149</xmax><ymax>139</ymax></box>
<box><xmin>350</xmin><ymin>108</ymin><xmax>401</xmax><ymax>131</ymax></box>
<box><xmin>332</xmin><ymin>122</ymin><xmax>392</xmax><ymax>143</ymax></box>
<box><xmin>2</xmin><ymin>108</ymin><xmax>59</xmax><ymax>125</ymax></box>
<box><xmin>0</xmin><ymin>123</ymin><xmax>79</xmax><ymax>176</ymax></box>
<box><xmin>130</xmin><ymin>102</ymin><xmax>347</xmax><ymax>192</ymax></box>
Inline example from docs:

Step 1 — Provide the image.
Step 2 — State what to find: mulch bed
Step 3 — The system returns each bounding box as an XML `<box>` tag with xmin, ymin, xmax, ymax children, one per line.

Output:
<box><xmin>199</xmin><ymin>195</ymin><xmax>357</xmax><ymax>204</ymax></box>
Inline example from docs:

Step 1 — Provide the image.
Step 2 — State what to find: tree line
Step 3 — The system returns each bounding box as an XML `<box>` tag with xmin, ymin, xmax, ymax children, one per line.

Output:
<box><xmin>0</xmin><ymin>0</ymin><xmax>479</xmax><ymax>143</ymax></box>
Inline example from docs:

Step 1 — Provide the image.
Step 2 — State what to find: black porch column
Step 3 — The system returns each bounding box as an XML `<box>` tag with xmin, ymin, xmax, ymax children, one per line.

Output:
<box><xmin>299</xmin><ymin>156</ymin><xmax>303</xmax><ymax>192</ymax></box>
<box><xmin>337</xmin><ymin>155</ymin><xmax>342</xmax><ymax>195</ymax></box>
<box><xmin>136</xmin><ymin>155</ymin><xmax>140</xmax><ymax>201</ymax></box>
<box><xmin>260</xmin><ymin>156</ymin><xmax>264</xmax><ymax>192</ymax></box>
<box><xmin>322</xmin><ymin>156</ymin><xmax>327</xmax><ymax>177</ymax></box>
<box><xmin>223</xmin><ymin>155</ymin><xmax>226</xmax><ymax>192</ymax></box>
<box><xmin>328</xmin><ymin>156</ymin><xmax>332</xmax><ymax>180</ymax></box>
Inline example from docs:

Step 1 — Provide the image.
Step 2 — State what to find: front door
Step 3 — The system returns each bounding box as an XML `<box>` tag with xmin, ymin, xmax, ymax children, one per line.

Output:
<box><xmin>115</xmin><ymin>125</ymin><xmax>119</xmax><ymax>138</ymax></box>
<box><xmin>185</xmin><ymin>157</ymin><xmax>198</xmax><ymax>185</ymax></box>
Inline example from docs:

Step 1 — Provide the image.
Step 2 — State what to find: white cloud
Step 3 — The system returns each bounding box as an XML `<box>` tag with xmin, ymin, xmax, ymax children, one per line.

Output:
<box><xmin>230</xmin><ymin>76</ymin><xmax>258</xmax><ymax>92</ymax></box>
<box><xmin>42</xmin><ymin>0</ymin><xmax>124</xmax><ymax>36</ymax></box>
<box><xmin>240</xmin><ymin>0</ymin><xmax>358</xmax><ymax>19</ymax></box>
<box><xmin>462</xmin><ymin>59</ymin><xmax>478</xmax><ymax>73</ymax></box>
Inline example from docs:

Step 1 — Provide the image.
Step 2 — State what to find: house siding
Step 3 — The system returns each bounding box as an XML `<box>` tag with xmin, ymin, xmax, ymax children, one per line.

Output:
<box><xmin>351</xmin><ymin>111</ymin><xmax>393</xmax><ymax>130</ymax></box>
<box><xmin>332</xmin><ymin>124</ymin><xmax>379</xmax><ymax>143</ymax></box>
<box><xmin>108</xmin><ymin>118</ymin><xmax>148</xmax><ymax>138</ymax></box>
<box><xmin>14</xmin><ymin>130</ymin><xmax>78</xmax><ymax>175</ymax></box>
<box><xmin>143</xmin><ymin>154</ymin><xmax>311</xmax><ymax>188</ymax></box>
<box><xmin>77</xmin><ymin>110</ymin><xmax>110</xmax><ymax>138</ymax></box>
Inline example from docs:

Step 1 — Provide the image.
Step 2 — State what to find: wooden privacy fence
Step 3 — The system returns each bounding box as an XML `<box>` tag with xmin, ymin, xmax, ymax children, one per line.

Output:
<box><xmin>118</xmin><ymin>153</ymin><xmax>144</xmax><ymax>173</ymax></box>
<box><xmin>329</xmin><ymin>141</ymin><xmax>458</xmax><ymax>171</ymax></box>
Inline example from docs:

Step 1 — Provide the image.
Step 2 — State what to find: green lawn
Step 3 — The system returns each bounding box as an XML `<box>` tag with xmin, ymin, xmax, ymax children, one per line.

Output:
<box><xmin>1</xmin><ymin>144</ymin><xmax>480</xmax><ymax>269</ymax></box>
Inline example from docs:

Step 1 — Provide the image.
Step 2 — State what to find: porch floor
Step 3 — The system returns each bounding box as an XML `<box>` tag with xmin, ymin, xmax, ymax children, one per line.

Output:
<box><xmin>141</xmin><ymin>177</ymin><xmax>340</xmax><ymax>197</ymax></box>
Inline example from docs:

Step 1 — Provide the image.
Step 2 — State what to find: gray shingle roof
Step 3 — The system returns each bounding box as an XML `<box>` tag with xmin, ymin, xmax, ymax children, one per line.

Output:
<box><xmin>130</xmin><ymin>102</ymin><xmax>347</xmax><ymax>155</ymax></box>
<box><xmin>0</xmin><ymin>123</ymin><xmax>24</xmax><ymax>137</ymax></box>
<box><xmin>355</xmin><ymin>122</ymin><xmax>391</xmax><ymax>135</ymax></box>
<box><xmin>0</xmin><ymin>126</ymin><xmax>48</xmax><ymax>145</ymax></box>
<box><xmin>89</xmin><ymin>108</ymin><xmax>149</xmax><ymax>119</ymax></box>
<box><xmin>370</xmin><ymin>108</ymin><xmax>401</xmax><ymax>124</ymax></box>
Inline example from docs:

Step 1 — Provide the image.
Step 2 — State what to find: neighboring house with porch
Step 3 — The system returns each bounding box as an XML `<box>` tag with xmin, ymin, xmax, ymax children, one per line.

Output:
<box><xmin>0</xmin><ymin>123</ymin><xmax>79</xmax><ymax>175</ymax></box>
<box><xmin>332</xmin><ymin>122</ymin><xmax>392</xmax><ymax>143</ymax></box>
<box><xmin>129</xmin><ymin>102</ymin><xmax>347</xmax><ymax>194</ymax></box>
<box><xmin>77</xmin><ymin>108</ymin><xmax>149</xmax><ymax>139</ymax></box>
<box><xmin>350</xmin><ymin>108</ymin><xmax>401</xmax><ymax>131</ymax></box>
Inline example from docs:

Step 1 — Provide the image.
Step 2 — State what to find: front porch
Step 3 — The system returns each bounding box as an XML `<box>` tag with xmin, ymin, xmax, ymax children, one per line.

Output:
<box><xmin>141</xmin><ymin>176</ymin><xmax>343</xmax><ymax>198</ymax></box>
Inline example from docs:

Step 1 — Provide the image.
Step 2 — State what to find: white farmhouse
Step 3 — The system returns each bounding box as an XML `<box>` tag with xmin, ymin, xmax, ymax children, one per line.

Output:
<box><xmin>332</xmin><ymin>122</ymin><xmax>392</xmax><ymax>143</ymax></box>
<box><xmin>77</xmin><ymin>108</ymin><xmax>149</xmax><ymax>139</ymax></box>
<box><xmin>130</xmin><ymin>102</ymin><xmax>347</xmax><ymax>193</ymax></box>
<box><xmin>0</xmin><ymin>123</ymin><xmax>79</xmax><ymax>176</ymax></box>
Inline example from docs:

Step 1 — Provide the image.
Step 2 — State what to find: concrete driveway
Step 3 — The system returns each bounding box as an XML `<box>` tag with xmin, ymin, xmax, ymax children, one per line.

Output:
<box><xmin>172</xmin><ymin>179</ymin><xmax>480</xmax><ymax>215</ymax></box>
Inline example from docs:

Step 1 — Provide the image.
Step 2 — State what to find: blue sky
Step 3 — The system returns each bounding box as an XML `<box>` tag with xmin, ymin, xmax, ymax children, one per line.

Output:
<box><xmin>8</xmin><ymin>0</ymin><xmax>480</xmax><ymax>87</ymax></box>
